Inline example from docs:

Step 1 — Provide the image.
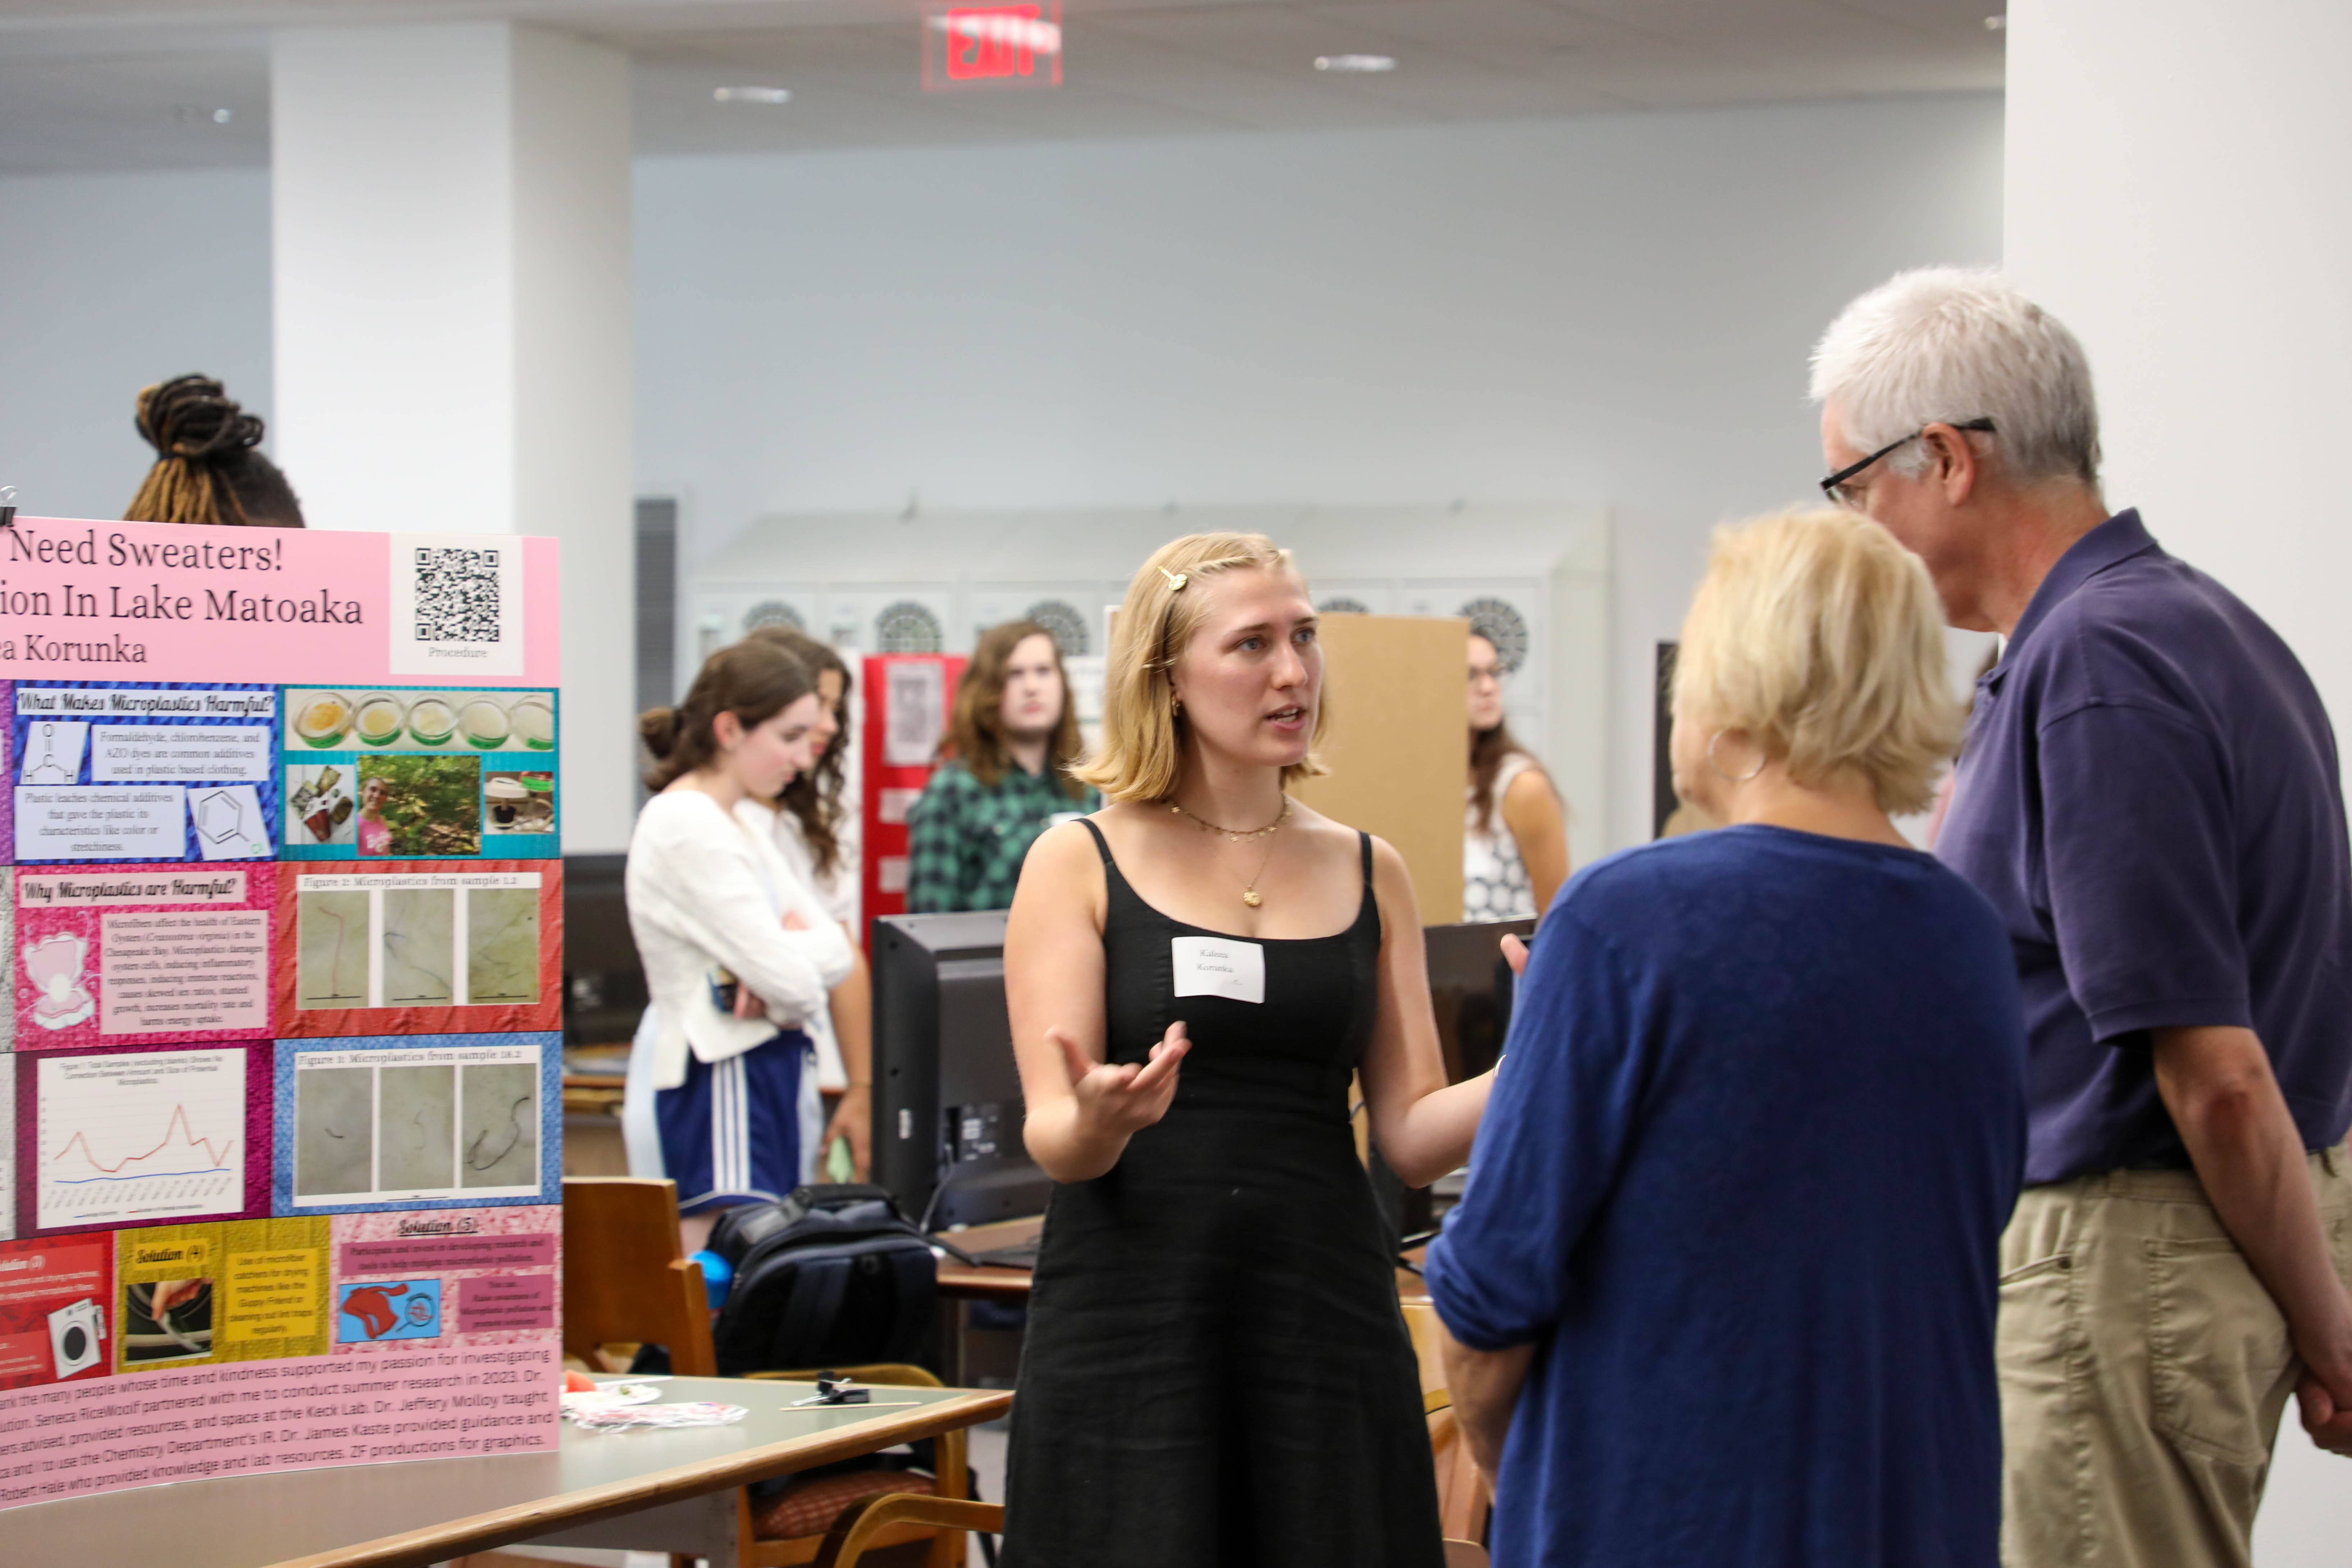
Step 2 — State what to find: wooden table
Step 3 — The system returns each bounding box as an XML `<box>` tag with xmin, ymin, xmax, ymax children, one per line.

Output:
<box><xmin>4</xmin><ymin>1375</ymin><xmax>1010</xmax><ymax>1568</ymax></box>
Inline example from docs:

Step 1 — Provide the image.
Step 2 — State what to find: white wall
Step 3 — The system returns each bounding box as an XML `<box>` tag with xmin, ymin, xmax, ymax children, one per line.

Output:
<box><xmin>0</xmin><ymin>167</ymin><xmax>273</xmax><ymax>522</ymax></box>
<box><xmin>636</xmin><ymin>91</ymin><xmax>2005</xmax><ymax>853</ymax></box>
<box><xmin>2005</xmin><ymin>3</ymin><xmax>2352</xmax><ymax>1561</ymax></box>
<box><xmin>0</xmin><ymin>93</ymin><xmax>2006</xmax><ymax>858</ymax></box>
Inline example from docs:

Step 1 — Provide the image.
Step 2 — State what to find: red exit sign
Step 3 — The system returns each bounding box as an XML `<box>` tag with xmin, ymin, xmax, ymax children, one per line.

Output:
<box><xmin>923</xmin><ymin>3</ymin><xmax>1064</xmax><ymax>90</ymax></box>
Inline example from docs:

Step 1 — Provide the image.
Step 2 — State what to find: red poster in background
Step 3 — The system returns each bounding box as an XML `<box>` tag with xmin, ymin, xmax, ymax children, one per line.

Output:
<box><xmin>860</xmin><ymin>655</ymin><xmax>966</xmax><ymax>942</ymax></box>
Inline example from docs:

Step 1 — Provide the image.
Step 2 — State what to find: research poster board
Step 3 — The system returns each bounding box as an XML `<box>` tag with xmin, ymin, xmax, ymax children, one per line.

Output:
<box><xmin>0</xmin><ymin>519</ymin><xmax>561</xmax><ymax>1509</ymax></box>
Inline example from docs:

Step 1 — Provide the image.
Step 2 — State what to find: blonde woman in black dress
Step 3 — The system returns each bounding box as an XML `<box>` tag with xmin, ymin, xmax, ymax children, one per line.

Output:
<box><xmin>1001</xmin><ymin>533</ymin><xmax>1496</xmax><ymax>1566</ymax></box>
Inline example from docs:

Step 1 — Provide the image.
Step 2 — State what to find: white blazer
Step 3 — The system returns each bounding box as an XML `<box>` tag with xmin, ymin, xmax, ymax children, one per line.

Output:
<box><xmin>626</xmin><ymin>789</ymin><xmax>854</xmax><ymax>1091</ymax></box>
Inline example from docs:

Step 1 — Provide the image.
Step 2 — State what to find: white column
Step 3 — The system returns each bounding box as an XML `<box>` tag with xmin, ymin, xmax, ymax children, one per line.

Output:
<box><xmin>2005</xmin><ymin>4</ymin><xmax>2352</xmax><ymax>1562</ymax></box>
<box><xmin>272</xmin><ymin>21</ymin><xmax>636</xmax><ymax>853</ymax></box>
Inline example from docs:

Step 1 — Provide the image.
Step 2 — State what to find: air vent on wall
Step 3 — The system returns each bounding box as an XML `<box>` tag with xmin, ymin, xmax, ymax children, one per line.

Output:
<box><xmin>1023</xmin><ymin>600</ymin><xmax>1089</xmax><ymax>656</ymax></box>
<box><xmin>1317</xmin><ymin>596</ymin><xmax>1371</xmax><ymax>615</ymax></box>
<box><xmin>876</xmin><ymin>601</ymin><xmax>945</xmax><ymax>653</ymax></box>
<box><xmin>743</xmin><ymin>600</ymin><xmax>805</xmax><ymax>634</ymax></box>
<box><xmin>1459</xmin><ymin>597</ymin><xmax>1528</xmax><ymax>674</ymax></box>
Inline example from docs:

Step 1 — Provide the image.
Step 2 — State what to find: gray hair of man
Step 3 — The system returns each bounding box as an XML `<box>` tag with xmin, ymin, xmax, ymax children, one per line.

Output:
<box><xmin>1809</xmin><ymin>266</ymin><xmax>2103</xmax><ymax>488</ymax></box>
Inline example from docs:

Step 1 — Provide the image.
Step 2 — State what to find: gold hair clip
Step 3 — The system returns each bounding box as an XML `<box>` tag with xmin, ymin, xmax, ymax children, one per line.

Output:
<box><xmin>1160</xmin><ymin>568</ymin><xmax>1189</xmax><ymax>592</ymax></box>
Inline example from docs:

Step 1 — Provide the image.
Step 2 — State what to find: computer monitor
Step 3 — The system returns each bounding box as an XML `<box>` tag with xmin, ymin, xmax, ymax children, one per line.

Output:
<box><xmin>871</xmin><ymin>910</ymin><xmax>1048</xmax><ymax>1229</ymax></box>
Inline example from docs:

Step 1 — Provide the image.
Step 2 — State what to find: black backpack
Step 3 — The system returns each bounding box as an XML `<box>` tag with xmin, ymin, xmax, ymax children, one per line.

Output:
<box><xmin>706</xmin><ymin>1184</ymin><xmax>940</xmax><ymax>1376</ymax></box>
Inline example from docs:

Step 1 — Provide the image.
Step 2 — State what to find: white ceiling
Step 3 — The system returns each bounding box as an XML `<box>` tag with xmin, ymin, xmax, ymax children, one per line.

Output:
<box><xmin>0</xmin><ymin>0</ymin><xmax>2005</xmax><ymax>174</ymax></box>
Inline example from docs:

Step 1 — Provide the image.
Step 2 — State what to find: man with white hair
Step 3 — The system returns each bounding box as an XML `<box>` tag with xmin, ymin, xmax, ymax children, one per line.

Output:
<box><xmin>1811</xmin><ymin>267</ymin><xmax>2352</xmax><ymax>1565</ymax></box>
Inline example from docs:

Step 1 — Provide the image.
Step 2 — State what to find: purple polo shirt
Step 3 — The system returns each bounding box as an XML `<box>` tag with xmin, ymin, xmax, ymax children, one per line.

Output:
<box><xmin>1938</xmin><ymin>510</ymin><xmax>2352</xmax><ymax>1185</ymax></box>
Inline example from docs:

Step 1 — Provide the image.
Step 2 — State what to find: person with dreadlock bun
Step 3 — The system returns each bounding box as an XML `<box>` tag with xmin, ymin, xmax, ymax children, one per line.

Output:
<box><xmin>123</xmin><ymin>374</ymin><xmax>306</xmax><ymax>528</ymax></box>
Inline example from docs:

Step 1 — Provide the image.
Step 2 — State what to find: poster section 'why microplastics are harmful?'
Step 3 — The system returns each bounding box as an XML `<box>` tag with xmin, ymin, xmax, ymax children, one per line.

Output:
<box><xmin>0</xmin><ymin>519</ymin><xmax>561</xmax><ymax>1509</ymax></box>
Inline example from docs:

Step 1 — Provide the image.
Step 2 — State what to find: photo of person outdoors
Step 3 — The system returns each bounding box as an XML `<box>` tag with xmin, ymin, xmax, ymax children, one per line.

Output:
<box><xmin>906</xmin><ymin>620</ymin><xmax>1098</xmax><ymax>913</ymax></box>
<box><xmin>999</xmin><ymin>533</ymin><xmax>1502</xmax><ymax>1567</ymax></box>
<box><xmin>625</xmin><ymin>638</ymin><xmax>854</xmax><ymax>1248</ymax></box>
<box><xmin>356</xmin><ymin>775</ymin><xmax>391</xmax><ymax>857</ymax></box>
<box><xmin>1465</xmin><ymin>626</ymin><xmax>1569</xmax><ymax>920</ymax></box>
<box><xmin>1428</xmin><ymin>509</ymin><xmax>2028</xmax><ymax>1568</ymax></box>
<box><xmin>355</xmin><ymin>755</ymin><xmax>482</xmax><ymax>857</ymax></box>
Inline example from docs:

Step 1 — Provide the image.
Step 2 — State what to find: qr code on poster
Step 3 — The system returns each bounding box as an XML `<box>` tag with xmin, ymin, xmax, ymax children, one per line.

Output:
<box><xmin>414</xmin><ymin>546</ymin><xmax>502</xmax><ymax>643</ymax></box>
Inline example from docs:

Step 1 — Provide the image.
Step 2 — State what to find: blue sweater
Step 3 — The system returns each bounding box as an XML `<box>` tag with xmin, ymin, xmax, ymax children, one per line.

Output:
<box><xmin>1426</xmin><ymin>826</ymin><xmax>2025</xmax><ymax>1568</ymax></box>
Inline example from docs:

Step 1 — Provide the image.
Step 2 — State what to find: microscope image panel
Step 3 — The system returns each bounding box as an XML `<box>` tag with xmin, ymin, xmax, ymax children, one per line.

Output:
<box><xmin>293</xmin><ymin>1065</ymin><xmax>374</xmax><ymax>1199</ymax></box>
<box><xmin>380</xmin><ymin>888</ymin><xmax>455</xmax><ymax>1007</ymax></box>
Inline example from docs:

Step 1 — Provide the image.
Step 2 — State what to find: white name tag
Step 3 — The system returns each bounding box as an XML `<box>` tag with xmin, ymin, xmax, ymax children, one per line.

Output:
<box><xmin>1171</xmin><ymin>935</ymin><xmax>1265</xmax><ymax>1004</ymax></box>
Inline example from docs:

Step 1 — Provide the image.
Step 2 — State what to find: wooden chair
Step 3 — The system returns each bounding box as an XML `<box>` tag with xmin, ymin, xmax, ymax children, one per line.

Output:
<box><xmin>559</xmin><ymin>1179</ymin><xmax>974</xmax><ymax>1568</ymax></box>
<box><xmin>562</xmin><ymin>1176</ymin><xmax>717</xmax><ymax>1375</ymax></box>
<box><xmin>1403</xmin><ymin>1301</ymin><xmax>1493</xmax><ymax>1564</ymax></box>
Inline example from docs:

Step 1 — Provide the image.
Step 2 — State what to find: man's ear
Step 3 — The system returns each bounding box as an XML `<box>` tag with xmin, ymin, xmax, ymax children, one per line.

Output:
<box><xmin>1925</xmin><ymin>422</ymin><xmax>1983</xmax><ymax>505</ymax></box>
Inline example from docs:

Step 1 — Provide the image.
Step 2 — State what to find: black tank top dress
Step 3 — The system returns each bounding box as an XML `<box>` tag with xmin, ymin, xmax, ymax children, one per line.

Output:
<box><xmin>999</xmin><ymin>820</ymin><xmax>1444</xmax><ymax>1568</ymax></box>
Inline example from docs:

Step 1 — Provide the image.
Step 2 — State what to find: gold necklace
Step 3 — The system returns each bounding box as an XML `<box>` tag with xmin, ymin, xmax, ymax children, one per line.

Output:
<box><xmin>1168</xmin><ymin>795</ymin><xmax>1290</xmax><ymax>906</ymax></box>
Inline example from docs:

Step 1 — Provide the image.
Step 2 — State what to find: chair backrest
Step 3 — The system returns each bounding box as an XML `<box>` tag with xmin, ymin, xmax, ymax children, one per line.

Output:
<box><xmin>1399</xmin><ymin>1302</ymin><xmax>1492</xmax><ymax>1548</ymax></box>
<box><xmin>561</xmin><ymin>1176</ymin><xmax>717</xmax><ymax>1376</ymax></box>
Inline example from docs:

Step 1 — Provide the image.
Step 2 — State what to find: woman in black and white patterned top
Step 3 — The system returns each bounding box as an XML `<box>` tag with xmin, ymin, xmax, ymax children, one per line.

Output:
<box><xmin>1466</xmin><ymin>630</ymin><xmax>1569</xmax><ymax>920</ymax></box>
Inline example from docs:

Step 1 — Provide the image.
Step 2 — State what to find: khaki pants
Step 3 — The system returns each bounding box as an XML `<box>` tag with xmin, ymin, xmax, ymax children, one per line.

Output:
<box><xmin>1998</xmin><ymin>1140</ymin><xmax>2352</xmax><ymax>1567</ymax></box>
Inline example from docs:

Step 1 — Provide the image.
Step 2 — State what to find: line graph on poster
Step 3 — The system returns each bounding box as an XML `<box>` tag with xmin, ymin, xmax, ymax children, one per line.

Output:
<box><xmin>37</xmin><ymin>1047</ymin><xmax>247</xmax><ymax>1228</ymax></box>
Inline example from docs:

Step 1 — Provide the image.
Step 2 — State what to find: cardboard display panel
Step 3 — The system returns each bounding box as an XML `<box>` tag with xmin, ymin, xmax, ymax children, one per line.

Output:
<box><xmin>0</xmin><ymin>519</ymin><xmax>561</xmax><ymax>1512</ymax></box>
<box><xmin>1290</xmin><ymin>615</ymin><xmax>1470</xmax><ymax>924</ymax></box>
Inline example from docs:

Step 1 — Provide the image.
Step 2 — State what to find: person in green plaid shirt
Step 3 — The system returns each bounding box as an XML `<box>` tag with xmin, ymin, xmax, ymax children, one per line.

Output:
<box><xmin>908</xmin><ymin>620</ymin><xmax>1098</xmax><ymax>912</ymax></box>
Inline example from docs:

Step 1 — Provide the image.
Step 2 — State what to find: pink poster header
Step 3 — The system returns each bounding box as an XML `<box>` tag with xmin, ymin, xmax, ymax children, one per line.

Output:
<box><xmin>2</xmin><ymin>520</ymin><xmax>559</xmax><ymax>686</ymax></box>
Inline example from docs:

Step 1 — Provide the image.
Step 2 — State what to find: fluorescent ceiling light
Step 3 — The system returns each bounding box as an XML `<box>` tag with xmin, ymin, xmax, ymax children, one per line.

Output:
<box><xmin>713</xmin><ymin>86</ymin><xmax>793</xmax><ymax>104</ymax></box>
<box><xmin>1314</xmin><ymin>54</ymin><xmax>1397</xmax><ymax>73</ymax></box>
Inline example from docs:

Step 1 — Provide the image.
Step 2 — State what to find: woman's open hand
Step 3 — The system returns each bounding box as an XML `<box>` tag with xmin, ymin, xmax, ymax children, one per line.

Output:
<box><xmin>1049</xmin><ymin>1021</ymin><xmax>1188</xmax><ymax>1142</ymax></box>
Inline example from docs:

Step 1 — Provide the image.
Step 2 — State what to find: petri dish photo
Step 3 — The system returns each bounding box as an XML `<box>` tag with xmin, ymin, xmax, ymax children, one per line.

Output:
<box><xmin>460</xmin><ymin>696</ymin><xmax>512</xmax><ymax>749</ymax></box>
<box><xmin>407</xmin><ymin>694</ymin><xmax>457</xmax><ymax>746</ymax></box>
<box><xmin>354</xmin><ymin>693</ymin><xmax>407</xmax><ymax>747</ymax></box>
<box><xmin>295</xmin><ymin>691</ymin><xmax>351</xmax><ymax>748</ymax></box>
<box><xmin>510</xmin><ymin>695</ymin><xmax>555</xmax><ymax>751</ymax></box>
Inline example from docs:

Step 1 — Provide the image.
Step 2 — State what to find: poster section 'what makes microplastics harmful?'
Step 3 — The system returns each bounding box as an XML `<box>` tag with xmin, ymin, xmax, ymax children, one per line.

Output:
<box><xmin>0</xmin><ymin>519</ymin><xmax>561</xmax><ymax>1509</ymax></box>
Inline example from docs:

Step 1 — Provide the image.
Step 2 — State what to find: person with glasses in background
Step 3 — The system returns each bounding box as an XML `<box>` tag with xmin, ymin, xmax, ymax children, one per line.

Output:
<box><xmin>1465</xmin><ymin>625</ymin><xmax>1569</xmax><ymax>920</ymax></box>
<box><xmin>1812</xmin><ymin>266</ymin><xmax>2352</xmax><ymax>1566</ymax></box>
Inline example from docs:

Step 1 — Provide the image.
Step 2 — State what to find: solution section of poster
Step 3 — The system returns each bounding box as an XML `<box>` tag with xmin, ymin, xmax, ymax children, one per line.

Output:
<box><xmin>274</xmin><ymin>863</ymin><xmax>560</xmax><ymax>1038</ymax></box>
<box><xmin>281</xmin><ymin>685</ymin><xmax>557</xmax><ymax>861</ymax></box>
<box><xmin>12</xmin><ymin>684</ymin><xmax>279</xmax><ymax>865</ymax></box>
<box><xmin>18</xmin><ymin>1042</ymin><xmax>273</xmax><ymax>1238</ymax></box>
<box><xmin>274</xmin><ymin>1034</ymin><xmax>559</xmax><ymax>1214</ymax></box>
<box><xmin>0</xmin><ymin>1204</ymin><xmax>556</xmax><ymax>1504</ymax></box>
<box><xmin>13</xmin><ymin>865</ymin><xmax>274</xmax><ymax>1049</ymax></box>
<box><xmin>113</xmin><ymin>1217</ymin><xmax>328</xmax><ymax>1375</ymax></box>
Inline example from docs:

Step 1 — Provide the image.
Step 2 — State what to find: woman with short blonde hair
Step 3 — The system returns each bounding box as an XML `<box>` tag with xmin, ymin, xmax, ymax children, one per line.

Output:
<box><xmin>1001</xmin><ymin>531</ymin><xmax>1496</xmax><ymax>1567</ymax></box>
<box><xmin>1672</xmin><ymin>506</ymin><xmax>1963</xmax><ymax>816</ymax></box>
<box><xmin>1427</xmin><ymin>507</ymin><xmax>2028</xmax><ymax>1568</ymax></box>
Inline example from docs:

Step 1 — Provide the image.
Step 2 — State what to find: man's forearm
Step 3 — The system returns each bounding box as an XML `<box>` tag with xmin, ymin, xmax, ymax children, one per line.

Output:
<box><xmin>1436</xmin><ymin>1318</ymin><xmax>1536</xmax><ymax>1485</ymax></box>
<box><xmin>2153</xmin><ymin>1026</ymin><xmax>2349</xmax><ymax>1354</ymax></box>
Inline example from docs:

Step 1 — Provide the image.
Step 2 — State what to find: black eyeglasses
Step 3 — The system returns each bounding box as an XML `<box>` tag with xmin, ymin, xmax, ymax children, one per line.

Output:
<box><xmin>1819</xmin><ymin>417</ymin><xmax>1996</xmax><ymax>509</ymax></box>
